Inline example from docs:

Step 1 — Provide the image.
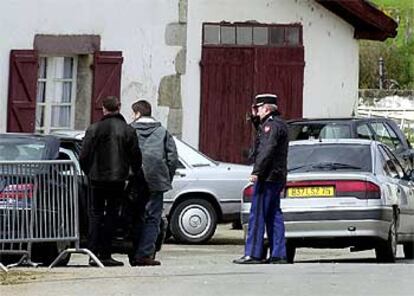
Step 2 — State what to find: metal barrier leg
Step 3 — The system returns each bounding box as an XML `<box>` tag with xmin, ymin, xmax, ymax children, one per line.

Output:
<box><xmin>49</xmin><ymin>248</ymin><xmax>104</xmax><ymax>269</ymax></box>
<box><xmin>0</xmin><ymin>262</ymin><xmax>8</xmax><ymax>273</ymax></box>
<box><xmin>6</xmin><ymin>254</ymin><xmax>39</xmax><ymax>269</ymax></box>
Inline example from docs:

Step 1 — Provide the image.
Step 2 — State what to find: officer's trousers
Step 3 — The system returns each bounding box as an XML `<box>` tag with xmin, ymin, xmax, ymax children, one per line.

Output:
<box><xmin>245</xmin><ymin>181</ymin><xmax>286</xmax><ymax>259</ymax></box>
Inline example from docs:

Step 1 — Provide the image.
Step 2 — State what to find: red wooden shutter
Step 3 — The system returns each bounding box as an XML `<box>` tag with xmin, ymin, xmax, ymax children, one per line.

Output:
<box><xmin>91</xmin><ymin>51</ymin><xmax>123</xmax><ymax>123</ymax></box>
<box><xmin>7</xmin><ymin>50</ymin><xmax>38</xmax><ymax>132</ymax></box>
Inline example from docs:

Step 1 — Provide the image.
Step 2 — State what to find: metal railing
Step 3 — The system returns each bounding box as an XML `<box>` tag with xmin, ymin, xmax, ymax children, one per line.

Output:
<box><xmin>0</xmin><ymin>160</ymin><xmax>102</xmax><ymax>272</ymax></box>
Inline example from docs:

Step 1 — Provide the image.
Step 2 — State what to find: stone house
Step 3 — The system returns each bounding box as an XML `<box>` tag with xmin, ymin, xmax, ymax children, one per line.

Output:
<box><xmin>0</xmin><ymin>0</ymin><xmax>396</xmax><ymax>163</ymax></box>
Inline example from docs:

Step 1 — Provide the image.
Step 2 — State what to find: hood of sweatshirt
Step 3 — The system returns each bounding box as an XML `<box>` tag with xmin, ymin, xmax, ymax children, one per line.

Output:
<box><xmin>130</xmin><ymin>117</ymin><xmax>162</xmax><ymax>137</ymax></box>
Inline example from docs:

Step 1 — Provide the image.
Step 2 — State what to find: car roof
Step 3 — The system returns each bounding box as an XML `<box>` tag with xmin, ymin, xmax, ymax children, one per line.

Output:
<box><xmin>289</xmin><ymin>139</ymin><xmax>376</xmax><ymax>146</ymax></box>
<box><xmin>287</xmin><ymin>117</ymin><xmax>389</xmax><ymax>124</ymax></box>
<box><xmin>0</xmin><ymin>133</ymin><xmax>60</xmax><ymax>159</ymax></box>
<box><xmin>51</xmin><ymin>130</ymin><xmax>85</xmax><ymax>140</ymax></box>
<box><xmin>0</xmin><ymin>133</ymin><xmax>58</xmax><ymax>142</ymax></box>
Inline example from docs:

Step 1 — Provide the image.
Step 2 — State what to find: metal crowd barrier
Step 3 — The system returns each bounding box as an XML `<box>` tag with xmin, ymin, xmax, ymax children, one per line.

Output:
<box><xmin>0</xmin><ymin>160</ymin><xmax>103</xmax><ymax>272</ymax></box>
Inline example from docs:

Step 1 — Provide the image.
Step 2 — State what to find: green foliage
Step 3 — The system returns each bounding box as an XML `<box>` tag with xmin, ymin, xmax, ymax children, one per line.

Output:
<box><xmin>359</xmin><ymin>0</ymin><xmax>414</xmax><ymax>89</ymax></box>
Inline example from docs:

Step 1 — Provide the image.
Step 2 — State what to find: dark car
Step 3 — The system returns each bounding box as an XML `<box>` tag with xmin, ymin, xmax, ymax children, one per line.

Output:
<box><xmin>288</xmin><ymin>117</ymin><xmax>414</xmax><ymax>170</ymax></box>
<box><xmin>0</xmin><ymin>134</ymin><xmax>66</xmax><ymax>265</ymax></box>
<box><xmin>0</xmin><ymin>133</ymin><xmax>164</xmax><ymax>266</ymax></box>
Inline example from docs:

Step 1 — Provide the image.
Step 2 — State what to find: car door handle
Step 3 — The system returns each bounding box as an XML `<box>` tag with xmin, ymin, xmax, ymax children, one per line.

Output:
<box><xmin>175</xmin><ymin>172</ymin><xmax>186</xmax><ymax>177</ymax></box>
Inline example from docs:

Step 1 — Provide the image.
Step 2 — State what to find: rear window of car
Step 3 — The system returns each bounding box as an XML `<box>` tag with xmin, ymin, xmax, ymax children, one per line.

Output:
<box><xmin>0</xmin><ymin>140</ymin><xmax>46</xmax><ymax>161</ymax></box>
<box><xmin>288</xmin><ymin>144</ymin><xmax>372</xmax><ymax>173</ymax></box>
<box><xmin>289</xmin><ymin>123</ymin><xmax>351</xmax><ymax>141</ymax></box>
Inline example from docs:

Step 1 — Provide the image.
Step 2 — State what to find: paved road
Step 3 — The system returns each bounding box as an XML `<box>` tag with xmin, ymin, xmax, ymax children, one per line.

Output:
<box><xmin>1</xmin><ymin>225</ymin><xmax>414</xmax><ymax>296</ymax></box>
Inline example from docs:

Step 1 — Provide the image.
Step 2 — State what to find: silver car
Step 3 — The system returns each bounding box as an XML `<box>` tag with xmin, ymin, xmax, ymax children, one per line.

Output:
<box><xmin>241</xmin><ymin>139</ymin><xmax>414</xmax><ymax>262</ymax></box>
<box><xmin>165</xmin><ymin>139</ymin><xmax>251</xmax><ymax>243</ymax></box>
<box><xmin>53</xmin><ymin>130</ymin><xmax>251</xmax><ymax>244</ymax></box>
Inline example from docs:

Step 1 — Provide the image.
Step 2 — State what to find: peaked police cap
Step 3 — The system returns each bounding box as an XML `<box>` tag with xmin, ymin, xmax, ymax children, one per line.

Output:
<box><xmin>253</xmin><ymin>93</ymin><xmax>278</xmax><ymax>107</ymax></box>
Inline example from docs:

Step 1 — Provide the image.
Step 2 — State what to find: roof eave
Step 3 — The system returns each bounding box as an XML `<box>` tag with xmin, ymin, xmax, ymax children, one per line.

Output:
<box><xmin>316</xmin><ymin>0</ymin><xmax>398</xmax><ymax>41</ymax></box>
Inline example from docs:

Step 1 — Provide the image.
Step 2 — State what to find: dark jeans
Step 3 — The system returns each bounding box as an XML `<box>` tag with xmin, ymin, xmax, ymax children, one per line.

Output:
<box><xmin>88</xmin><ymin>181</ymin><xmax>125</xmax><ymax>259</ymax></box>
<box><xmin>134</xmin><ymin>191</ymin><xmax>164</xmax><ymax>258</ymax></box>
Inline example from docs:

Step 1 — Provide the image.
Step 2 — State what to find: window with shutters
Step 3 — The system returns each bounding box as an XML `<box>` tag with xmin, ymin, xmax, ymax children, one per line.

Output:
<box><xmin>36</xmin><ymin>56</ymin><xmax>78</xmax><ymax>133</ymax></box>
<box><xmin>7</xmin><ymin>48</ymin><xmax>122</xmax><ymax>133</ymax></box>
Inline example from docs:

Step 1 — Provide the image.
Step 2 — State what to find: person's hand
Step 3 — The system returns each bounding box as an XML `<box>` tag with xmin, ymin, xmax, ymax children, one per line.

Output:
<box><xmin>251</xmin><ymin>105</ymin><xmax>258</xmax><ymax>116</ymax></box>
<box><xmin>249</xmin><ymin>175</ymin><xmax>258</xmax><ymax>183</ymax></box>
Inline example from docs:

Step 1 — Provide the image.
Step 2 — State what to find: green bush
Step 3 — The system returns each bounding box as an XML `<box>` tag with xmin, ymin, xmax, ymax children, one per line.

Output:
<box><xmin>359</xmin><ymin>1</ymin><xmax>414</xmax><ymax>89</ymax></box>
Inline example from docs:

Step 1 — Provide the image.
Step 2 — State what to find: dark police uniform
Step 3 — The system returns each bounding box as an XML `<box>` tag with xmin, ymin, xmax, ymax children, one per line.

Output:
<box><xmin>235</xmin><ymin>93</ymin><xmax>289</xmax><ymax>264</ymax></box>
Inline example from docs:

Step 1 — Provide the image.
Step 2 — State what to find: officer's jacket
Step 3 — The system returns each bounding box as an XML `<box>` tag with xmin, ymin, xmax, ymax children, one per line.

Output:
<box><xmin>251</xmin><ymin>113</ymin><xmax>288</xmax><ymax>183</ymax></box>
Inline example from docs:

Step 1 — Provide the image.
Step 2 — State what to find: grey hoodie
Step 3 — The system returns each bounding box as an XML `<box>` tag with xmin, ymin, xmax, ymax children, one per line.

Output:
<box><xmin>130</xmin><ymin>117</ymin><xmax>178</xmax><ymax>192</ymax></box>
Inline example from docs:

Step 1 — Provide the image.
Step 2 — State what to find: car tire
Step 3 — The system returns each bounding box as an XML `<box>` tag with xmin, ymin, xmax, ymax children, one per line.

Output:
<box><xmin>286</xmin><ymin>241</ymin><xmax>296</xmax><ymax>264</ymax></box>
<box><xmin>403</xmin><ymin>242</ymin><xmax>414</xmax><ymax>259</ymax></box>
<box><xmin>31</xmin><ymin>242</ymin><xmax>71</xmax><ymax>266</ymax></box>
<box><xmin>170</xmin><ymin>199</ymin><xmax>217</xmax><ymax>244</ymax></box>
<box><xmin>375</xmin><ymin>214</ymin><xmax>398</xmax><ymax>263</ymax></box>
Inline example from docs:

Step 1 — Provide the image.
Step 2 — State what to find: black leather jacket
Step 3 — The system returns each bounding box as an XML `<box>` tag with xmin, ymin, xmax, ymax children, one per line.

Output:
<box><xmin>251</xmin><ymin>112</ymin><xmax>288</xmax><ymax>183</ymax></box>
<box><xmin>80</xmin><ymin>113</ymin><xmax>142</xmax><ymax>183</ymax></box>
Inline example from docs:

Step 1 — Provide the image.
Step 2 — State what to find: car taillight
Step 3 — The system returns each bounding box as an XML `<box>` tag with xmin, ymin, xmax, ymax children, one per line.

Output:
<box><xmin>243</xmin><ymin>184</ymin><xmax>254</xmax><ymax>202</ymax></box>
<box><xmin>285</xmin><ymin>180</ymin><xmax>380</xmax><ymax>199</ymax></box>
<box><xmin>0</xmin><ymin>184</ymin><xmax>34</xmax><ymax>199</ymax></box>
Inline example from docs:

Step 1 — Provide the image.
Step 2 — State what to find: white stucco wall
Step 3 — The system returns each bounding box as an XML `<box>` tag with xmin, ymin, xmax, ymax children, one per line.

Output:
<box><xmin>0</xmin><ymin>0</ymin><xmax>360</xmax><ymax>149</ymax></box>
<box><xmin>184</xmin><ymin>0</ymin><xmax>359</xmax><ymax>147</ymax></box>
<box><xmin>0</xmin><ymin>0</ymin><xmax>180</xmax><ymax>132</ymax></box>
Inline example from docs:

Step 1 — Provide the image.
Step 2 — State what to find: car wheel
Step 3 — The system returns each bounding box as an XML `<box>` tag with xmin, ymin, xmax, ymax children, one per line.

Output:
<box><xmin>403</xmin><ymin>242</ymin><xmax>414</xmax><ymax>259</ymax></box>
<box><xmin>170</xmin><ymin>199</ymin><xmax>217</xmax><ymax>244</ymax></box>
<box><xmin>286</xmin><ymin>241</ymin><xmax>296</xmax><ymax>264</ymax></box>
<box><xmin>375</xmin><ymin>214</ymin><xmax>398</xmax><ymax>263</ymax></box>
<box><xmin>31</xmin><ymin>242</ymin><xmax>71</xmax><ymax>266</ymax></box>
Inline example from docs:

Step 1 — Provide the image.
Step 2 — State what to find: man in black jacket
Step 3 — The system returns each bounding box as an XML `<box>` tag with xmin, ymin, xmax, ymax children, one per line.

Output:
<box><xmin>234</xmin><ymin>93</ymin><xmax>289</xmax><ymax>264</ymax></box>
<box><xmin>80</xmin><ymin>96</ymin><xmax>142</xmax><ymax>266</ymax></box>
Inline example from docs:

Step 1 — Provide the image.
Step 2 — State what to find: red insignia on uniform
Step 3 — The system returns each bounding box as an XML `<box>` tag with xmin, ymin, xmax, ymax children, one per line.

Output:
<box><xmin>264</xmin><ymin>126</ymin><xmax>271</xmax><ymax>133</ymax></box>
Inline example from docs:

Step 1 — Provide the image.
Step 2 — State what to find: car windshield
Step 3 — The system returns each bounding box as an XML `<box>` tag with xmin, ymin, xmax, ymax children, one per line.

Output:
<box><xmin>175</xmin><ymin>138</ymin><xmax>217</xmax><ymax>167</ymax></box>
<box><xmin>288</xmin><ymin>144</ymin><xmax>372</xmax><ymax>173</ymax></box>
<box><xmin>0</xmin><ymin>139</ymin><xmax>46</xmax><ymax>161</ymax></box>
<box><xmin>289</xmin><ymin>123</ymin><xmax>351</xmax><ymax>141</ymax></box>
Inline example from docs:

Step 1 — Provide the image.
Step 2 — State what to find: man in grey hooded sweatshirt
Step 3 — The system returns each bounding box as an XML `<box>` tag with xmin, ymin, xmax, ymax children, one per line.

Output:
<box><xmin>130</xmin><ymin>99</ymin><xmax>178</xmax><ymax>266</ymax></box>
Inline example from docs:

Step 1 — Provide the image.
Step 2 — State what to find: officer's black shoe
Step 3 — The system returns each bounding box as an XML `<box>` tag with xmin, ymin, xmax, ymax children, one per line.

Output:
<box><xmin>268</xmin><ymin>257</ymin><xmax>288</xmax><ymax>264</ymax></box>
<box><xmin>233</xmin><ymin>256</ymin><xmax>264</xmax><ymax>264</ymax></box>
<box><xmin>89</xmin><ymin>257</ymin><xmax>124</xmax><ymax>267</ymax></box>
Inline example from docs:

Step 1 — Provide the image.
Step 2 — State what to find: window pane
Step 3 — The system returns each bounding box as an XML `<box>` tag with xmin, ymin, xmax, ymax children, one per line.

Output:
<box><xmin>270</xmin><ymin>27</ymin><xmax>284</xmax><ymax>45</ymax></box>
<box><xmin>371</xmin><ymin>123</ymin><xmax>396</xmax><ymax>149</ymax></box>
<box><xmin>237</xmin><ymin>26</ymin><xmax>252</xmax><ymax>45</ymax></box>
<box><xmin>39</xmin><ymin>57</ymin><xmax>47</xmax><ymax>79</ymax></box>
<box><xmin>288</xmin><ymin>144</ymin><xmax>372</xmax><ymax>173</ymax></box>
<box><xmin>286</xmin><ymin>27</ymin><xmax>300</xmax><ymax>45</ymax></box>
<box><xmin>54</xmin><ymin>57</ymin><xmax>73</xmax><ymax>79</ymax></box>
<box><xmin>384</xmin><ymin>123</ymin><xmax>403</xmax><ymax>151</ymax></box>
<box><xmin>51</xmin><ymin>106</ymin><xmax>71</xmax><ymax>127</ymax></box>
<box><xmin>221</xmin><ymin>26</ymin><xmax>235</xmax><ymax>44</ymax></box>
<box><xmin>36</xmin><ymin>105</ymin><xmax>45</xmax><ymax>129</ymax></box>
<box><xmin>62</xmin><ymin>82</ymin><xmax>72</xmax><ymax>103</ymax></box>
<box><xmin>356</xmin><ymin>124</ymin><xmax>373</xmax><ymax>140</ymax></box>
<box><xmin>63</xmin><ymin>57</ymin><xmax>74</xmax><ymax>78</ymax></box>
<box><xmin>204</xmin><ymin>25</ymin><xmax>220</xmax><ymax>44</ymax></box>
<box><xmin>52</xmin><ymin>82</ymin><xmax>72</xmax><ymax>103</ymax></box>
<box><xmin>37</xmin><ymin>82</ymin><xmax>46</xmax><ymax>103</ymax></box>
<box><xmin>253</xmin><ymin>27</ymin><xmax>268</xmax><ymax>45</ymax></box>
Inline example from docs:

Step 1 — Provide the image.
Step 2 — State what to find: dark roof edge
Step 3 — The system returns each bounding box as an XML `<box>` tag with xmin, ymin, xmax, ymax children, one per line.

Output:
<box><xmin>315</xmin><ymin>0</ymin><xmax>398</xmax><ymax>41</ymax></box>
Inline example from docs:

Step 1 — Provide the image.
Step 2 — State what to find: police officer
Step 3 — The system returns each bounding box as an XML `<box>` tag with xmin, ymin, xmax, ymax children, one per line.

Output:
<box><xmin>234</xmin><ymin>93</ymin><xmax>289</xmax><ymax>264</ymax></box>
